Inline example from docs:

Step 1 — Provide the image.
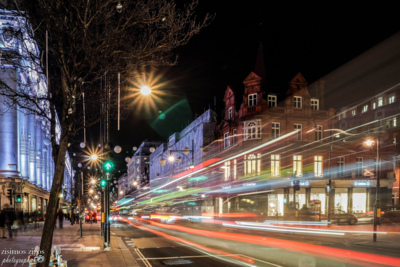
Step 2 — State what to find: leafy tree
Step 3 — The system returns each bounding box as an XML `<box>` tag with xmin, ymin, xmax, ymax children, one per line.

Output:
<box><xmin>0</xmin><ymin>1</ymin><xmax>212</xmax><ymax>266</ymax></box>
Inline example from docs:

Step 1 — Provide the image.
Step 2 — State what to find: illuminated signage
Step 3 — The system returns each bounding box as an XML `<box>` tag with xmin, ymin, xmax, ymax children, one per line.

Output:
<box><xmin>291</xmin><ymin>181</ymin><xmax>309</xmax><ymax>186</ymax></box>
<box><xmin>354</xmin><ymin>181</ymin><xmax>371</xmax><ymax>186</ymax></box>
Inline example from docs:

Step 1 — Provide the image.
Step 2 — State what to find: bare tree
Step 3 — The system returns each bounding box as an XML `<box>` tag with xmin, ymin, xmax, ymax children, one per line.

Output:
<box><xmin>0</xmin><ymin>1</ymin><xmax>212</xmax><ymax>266</ymax></box>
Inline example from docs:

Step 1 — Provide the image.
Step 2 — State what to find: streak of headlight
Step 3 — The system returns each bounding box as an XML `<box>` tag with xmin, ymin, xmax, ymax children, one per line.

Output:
<box><xmin>234</xmin><ymin>222</ymin><xmax>387</xmax><ymax>235</ymax></box>
<box><xmin>137</xmin><ymin>130</ymin><xmax>299</xmax><ymax>198</ymax></box>
<box><xmin>224</xmin><ymin>223</ymin><xmax>345</xmax><ymax>236</ymax></box>
<box><xmin>138</xmin><ymin>220</ymin><xmax>400</xmax><ymax>266</ymax></box>
<box><xmin>121</xmin><ymin>219</ymin><xmax>255</xmax><ymax>266</ymax></box>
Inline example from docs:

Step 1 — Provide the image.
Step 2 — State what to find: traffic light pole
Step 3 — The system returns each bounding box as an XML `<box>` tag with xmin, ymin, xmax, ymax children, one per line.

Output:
<box><xmin>103</xmin><ymin>172</ymin><xmax>111</xmax><ymax>250</ymax></box>
<box><xmin>100</xmin><ymin>189</ymin><xmax>104</xmax><ymax>238</ymax></box>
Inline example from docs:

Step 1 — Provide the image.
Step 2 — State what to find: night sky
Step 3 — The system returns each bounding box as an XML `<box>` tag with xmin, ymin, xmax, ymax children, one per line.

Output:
<box><xmin>105</xmin><ymin>3</ymin><xmax>400</xmax><ymax>172</ymax></box>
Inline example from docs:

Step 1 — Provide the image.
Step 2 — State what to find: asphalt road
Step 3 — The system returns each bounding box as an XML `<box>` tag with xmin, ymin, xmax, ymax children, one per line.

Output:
<box><xmin>109</xmin><ymin>219</ymin><xmax>400</xmax><ymax>267</ymax></box>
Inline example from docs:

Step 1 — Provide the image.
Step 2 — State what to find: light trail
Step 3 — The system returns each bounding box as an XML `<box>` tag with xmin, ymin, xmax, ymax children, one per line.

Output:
<box><xmin>121</xmin><ymin>218</ymin><xmax>256</xmax><ymax>266</ymax></box>
<box><xmin>122</xmin><ymin>218</ymin><xmax>400</xmax><ymax>267</ymax></box>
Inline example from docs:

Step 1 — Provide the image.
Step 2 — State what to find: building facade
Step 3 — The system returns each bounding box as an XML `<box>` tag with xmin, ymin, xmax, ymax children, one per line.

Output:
<box><xmin>0</xmin><ymin>9</ymin><xmax>72</xmax><ymax>217</ymax></box>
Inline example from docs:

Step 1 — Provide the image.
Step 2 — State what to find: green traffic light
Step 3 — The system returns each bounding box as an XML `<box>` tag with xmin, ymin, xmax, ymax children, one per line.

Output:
<box><xmin>100</xmin><ymin>180</ymin><xmax>107</xmax><ymax>187</ymax></box>
<box><xmin>16</xmin><ymin>195</ymin><xmax>21</xmax><ymax>203</ymax></box>
<box><xmin>103</xmin><ymin>161</ymin><xmax>114</xmax><ymax>171</ymax></box>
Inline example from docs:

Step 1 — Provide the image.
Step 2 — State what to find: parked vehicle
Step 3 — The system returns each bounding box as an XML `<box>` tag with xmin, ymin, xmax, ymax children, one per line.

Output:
<box><xmin>330</xmin><ymin>210</ymin><xmax>358</xmax><ymax>225</ymax></box>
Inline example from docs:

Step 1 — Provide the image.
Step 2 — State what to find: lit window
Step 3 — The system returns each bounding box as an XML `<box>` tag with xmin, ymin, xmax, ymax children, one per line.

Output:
<box><xmin>136</xmin><ymin>167</ymin><xmax>140</xmax><ymax>172</ymax></box>
<box><xmin>293</xmin><ymin>155</ymin><xmax>302</xmax><ymax>177</ymax></box>
<box><xmin>386</xmin><ymin>117</ymin><xmax>397</xmax><ymax>128</ymax></box>
<box><xmin>294</xmin><ymin>124</ymin><xmax>302</xmax><ymax>141</ymax></box>
<box><xmin>243</xmin><ymin>120</ymin><xmax>261</xmax><ymax>141</ymax></box>
<box><xmin>271</xmin><ymin>154</ymin><xmax>280</xmax><ymax>177</ymax></box>
<box><xmin>245</xmin><ymin>154</ymin><xmax>261</xmax><ymax>176</ymax></box>
<box><xmin>248</xmin><ymin>93</ymin><xmax>257</xmax><ymax>106</ymax></box>
<box><xmin>294</xmin><ymin>96</ymin><xmax>302</xmax><ymax>108</ymax></box>
<box><xmin>389</xmin><ymin>95</ymin><xmax>395</xmax><ymax>104</ymax></box>
<box><xmin>315</xmin><ymin>125</ymin><xmax>323</xmax><ymax>141</ymax></box>
<box><xmin>224</xmin><ymin>161</ymin><xmax>230</xmax><ymax>181</ymax></box>
<box><xmin>272</xmin><ymin>122</ymin><xmax>280</xmax><ymax>139</ymax></box>
<box><xmin>352</xmin><ymin>109</ymin><xmax>356</xmax><ymax>116</ymax></box>
<box><xmin>136</xmin><ymin>158</ymin><xmax>140</xmax><ymax>164</ymax></box>
<box><xmin>314</xmin><ymin>156</ymin><xmax>323</xmax><ymax>177</ymax></box>
<box><xmin>228</xmin><ymin>107</ymin><xmax>232</xmax><ymax>119</ymax></box>
<box><xmin>268</xmin><ymin>95</ymin><xmax>277</xmax><ymax>107</ymax></box>
<box><xmin>378</xmin><ymin>97</ymin><xmax>383</xmax><ymax>107</ymax></box>
<box><xmin>311</xmin><ymin>99</ymin><xmax>319</xmax><ymax>110</ymax></box>
<box><xmin>373</xmin><ymin>102</ymin><xmax>376</xmax><ymax>109</ymax></box>
<box><xmin>362</xmin><ymin>105</ymin><xmax>368</xmax><ymax>113</ymax></box>
<box><xmin>224</xmin><ymin>132</ymin><xmax>230</xmax><ymax>149</ymax></box>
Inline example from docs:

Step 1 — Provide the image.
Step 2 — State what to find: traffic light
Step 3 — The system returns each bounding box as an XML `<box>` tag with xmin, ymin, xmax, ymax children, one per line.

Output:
<box><xmin>293</xmin><ymin>180</ymin><xmax>300</xmax><ymax>191</ymax></box>
<box><xmin>100</xmin><ymin>179</ymin><xmax>107</xmax><ymax>187</ymax></box>
<box><xmin>103</xmin><ymin>161</ymin><xmax>114</xmax><ymax>172</ymax></box>
<box><xmin>7</xmin><ymin>189</ymin><xmax>13</xmax><ymax>205</ymax></box>
<box><xmin>16</xmin><ymin>194</ymin><xmax>21</xmax><ymax>203</ymax></box>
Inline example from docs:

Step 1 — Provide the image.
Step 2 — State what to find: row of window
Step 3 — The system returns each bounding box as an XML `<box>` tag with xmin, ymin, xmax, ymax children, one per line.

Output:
<box><xmin>226</xmin><ymin>95</ymin><xmax>320</xmax><ymax>120</ymax></box>
<box><xmin>224</xmin><ymin>121</ymin><xmax>324</xmax><ymax>148</ymax></box>
<box><xmin>339</xmin><ymin>95</ymin><xmax>396</xmax><ymax>119</ymax></box>
<box><xmin>222</xmin><ymin>155</ymin><xmax>371</xmax><ymax>180</ymax></box>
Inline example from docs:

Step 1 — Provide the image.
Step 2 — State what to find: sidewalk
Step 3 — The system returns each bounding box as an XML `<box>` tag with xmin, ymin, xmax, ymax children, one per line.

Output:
<box><xmin>0</xmin><ymin>220</ymin><xmax>140</xmax><ymax>267</ymax></box>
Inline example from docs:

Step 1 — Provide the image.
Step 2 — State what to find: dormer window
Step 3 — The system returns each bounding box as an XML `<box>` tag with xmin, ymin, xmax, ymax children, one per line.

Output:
<box><xmin>268</xmin><ymin>94</ymin><xmax>277</xmax><ymax>107</ymax></box>
<box><xmin>311</xmin><ymin>99</ymin><xmax>319</xmax><ymax>110</ymax></box>
<box><xmin>228</xmin><ymin>107</ymin><xmax>232</xmax><ymax>119</ymax></box>
<box><xmin>248</xmin><ymin>93</ymin><xmax>257</xmax><ymax>106</ymax></box>
<box><xmin>294</xmin><ymin>96</ymin><xmax>302</xmax><ymax>109</ymax></box>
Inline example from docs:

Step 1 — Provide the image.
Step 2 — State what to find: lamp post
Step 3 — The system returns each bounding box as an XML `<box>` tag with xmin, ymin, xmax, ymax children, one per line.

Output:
<box><xmin>365</xmin><ymin>138</ymin><xmax>380</xmax><ymax>242</ymax></box>
<box><xmin>159</xmin><ymin>140</ymin><xmax>195</xmax><ymax>169</ymax></box>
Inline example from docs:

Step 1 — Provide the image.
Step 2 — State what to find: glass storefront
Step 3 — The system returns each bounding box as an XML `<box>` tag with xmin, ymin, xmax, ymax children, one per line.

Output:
<box><xmin>268</xmin><ymin>193</ymin><xmax>284</xmax><ymax>216</ymax></box>
<box><xmin>335</xmin><ymin>188</ymin><xmax>348</xmax><ymax>212</ymax></box>
<box><xmin>289</xmin><ymin>188</ymin><xmax>306</xmax><ymax>210</ymax></box>
<box><xmin>352</xmin><ymin>188</ymin><xmax>367</xmax><ymax>213</ymax></box>
<box><xmin>31</xmin><ymin>197</ymin><xmax>37</xmax><ymax>212</ymax></box>
<box><xmin>310</xmin><ymin>188</ymin><xmax>326</xmax><ymax>214</ymax></box>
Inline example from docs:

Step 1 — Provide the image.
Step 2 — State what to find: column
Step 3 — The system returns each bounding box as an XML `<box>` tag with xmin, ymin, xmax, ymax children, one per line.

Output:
<box><xmin>35</xmin><ymin>119</ymin><xmax>42</xmax><ymax>187</ymax></box>
<box><xmin>19</xmin><ymin>113</ymin><xmax>29</xmax><ymax>178</ymax></box>
<box><xmin>0</xmin><ymin>93</ymin><xmax>19</xmax><ymax>176</ymax></box>
<box><xmin>28</xmin><ymin>114</ymin><xmax>36</xmax><ymax>184</ymax></box>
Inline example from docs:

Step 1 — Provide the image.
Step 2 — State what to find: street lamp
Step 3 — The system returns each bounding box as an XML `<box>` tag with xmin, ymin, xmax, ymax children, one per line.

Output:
<box><xmin>140</xmin><ymin>85</ymin><xmax>151</xmax><ymax>96</ymax></box>
<box><xmin>364</xmin><ymin>138</ymin><xmax>380</xmax><ymax>242</ymax></box>
<box><xmin>159</xmin><ymin>140</ymin><xmax>195</xmax><ymax>169</ymax></box>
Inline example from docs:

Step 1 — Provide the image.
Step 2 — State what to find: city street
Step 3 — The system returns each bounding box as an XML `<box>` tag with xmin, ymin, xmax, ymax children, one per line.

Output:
<box><xmin>1</xmin><ymin>217</ymin><xmax>400</xmax><ymax>267</ymax></box>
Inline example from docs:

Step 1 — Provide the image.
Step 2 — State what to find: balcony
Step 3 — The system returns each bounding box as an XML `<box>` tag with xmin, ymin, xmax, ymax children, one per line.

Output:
<box><xmin>244</xmin><ymin>105</ymin><xmax>262</xmax><ymax>115</ymax></box>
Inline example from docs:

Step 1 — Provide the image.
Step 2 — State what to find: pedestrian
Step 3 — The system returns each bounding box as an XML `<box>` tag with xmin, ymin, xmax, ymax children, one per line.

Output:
<box><xmin>70</xmin><ymin>212</ymin><xmax>75</xmax><ymax>225</ymax></box>
<box><xmin>57</xmin><ymin>209</ymin><xmax>64</xmax><ymax>229</ymax></box>
<box><xmin>4</xmin><ymin>205</ymin><xmax>15</xmax><ymax>240</ymax></box>
<box><xmin>0</xmin><ymin>208</ymin><xmax>6</xmax><ymax>238</ymax></box>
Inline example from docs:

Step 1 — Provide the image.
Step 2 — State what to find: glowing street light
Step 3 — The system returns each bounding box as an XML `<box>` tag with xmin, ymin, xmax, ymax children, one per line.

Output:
<box><xmin>140</xmin><ymin>85</ymin><xmax>151</xmax><ymax>96</ymax></box>
<box><xmin>89</xmin><ymin>189</ymin><xmax>94</xmax><ymax>194</ymax></box>
<box><xmin>90</xmin><ymin>153</ymin><xmax>98</xmax><ymax>161</ymax></box>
